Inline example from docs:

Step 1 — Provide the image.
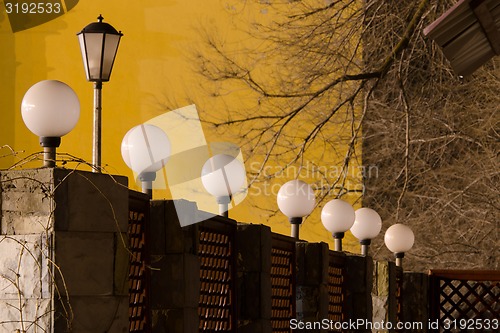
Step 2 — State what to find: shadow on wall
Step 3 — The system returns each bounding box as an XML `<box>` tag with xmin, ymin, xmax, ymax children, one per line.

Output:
<box><xmin>5</xmin><ymin>0</ymin><xmax>79</xmax><ymax>32</ymax></box>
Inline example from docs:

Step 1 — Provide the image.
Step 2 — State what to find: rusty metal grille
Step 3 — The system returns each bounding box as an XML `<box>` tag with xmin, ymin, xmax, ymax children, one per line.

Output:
<box><xmin>429</xmin><ymin>270</ymin><xmax>500</xmax><ymax>332</ymax></box>
<box><xmin>198</xmin><ymin>218</ymin><xmax>236</xmax><ymax>332</ymax></box>
<box><xmin>271</xmin><ymin>234</ymin><xmax>296</xmax><ymax>333</ymax></box>
<box><xmin>128</xmin><ymin>191</ymin><xmax>151</xmax><ymax>333</ymax></box>
<box><xmin>328</xmin><ymin>252</ymin><xmax>346</xmax><ymax>330</ymax></box>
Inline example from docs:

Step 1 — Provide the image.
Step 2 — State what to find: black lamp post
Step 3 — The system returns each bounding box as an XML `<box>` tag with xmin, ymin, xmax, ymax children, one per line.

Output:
<box><xmin>77</xmin><ymin>15</ymin><xmax>122</xmax><ymax>172</ymax></box>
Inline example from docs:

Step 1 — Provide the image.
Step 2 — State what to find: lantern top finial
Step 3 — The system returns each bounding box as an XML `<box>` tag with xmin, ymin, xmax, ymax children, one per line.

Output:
<box><xmin>78</xmin><ymin>15</ymin><xmax>122</xmax><ymax>35</ymax></box>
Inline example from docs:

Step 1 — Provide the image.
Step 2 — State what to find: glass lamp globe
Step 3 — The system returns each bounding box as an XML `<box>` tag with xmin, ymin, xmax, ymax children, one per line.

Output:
<box><xmin>350</xmin><ymin>207</ymin><xmax>382</xmax><ymax>241</ymax></box>
<box><xmin>21</xmin><ymin>80</ymin><xmax>80</xmax><ymax>138</ymax></box>
<box><xmin>384</xmin><ymin>224</ymin><xmax>415</xmax><ymax>253</ymax></box>
<box><xmin>201</xmin><ymin>154</ymin><xmax>246</xmax><ymax>198</ymax></box>
<box><xmin>121</xmin><ymin>124</ymin><xmax>171</xmax><ymax>175</ymax></box>
<box><xmin>321</xmin><ymin>199</ymin><xmax>355</xmax><ymax>233</ymax></box>
<box><xmin>277</xmin><ymin>180</ymin><xmax>315</xmax><ymax>218</ymax></box>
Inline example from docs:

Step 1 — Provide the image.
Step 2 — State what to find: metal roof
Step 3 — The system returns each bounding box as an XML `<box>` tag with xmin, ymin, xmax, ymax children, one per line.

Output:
<box><xmin>423</xmin><ymin>0</ymin><xmax>500</xmax><ymax>76</ymax></box>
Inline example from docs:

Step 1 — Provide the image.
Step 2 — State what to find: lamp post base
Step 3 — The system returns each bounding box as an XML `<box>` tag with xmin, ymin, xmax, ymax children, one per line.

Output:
<box><xmin>333</xmin><ymin>232</ymin><xmax>344</xmax><ymax>252</ymax></box>
<box><xmin>43</xmin><ymin>147</ymin><xmax>56</xmax><ymax>168</ymax></box>
<box><xmin>139</xmin><ymin>172</ymin><xmax>156</xmax><ymax>199</ymax></box>
<box><xmin>39</xmin><ymin>137</ymin><xmax>61</xmax><ymax>168</ymax></box>
<box><xmin>289</xmin><ymin>217</ymin><xmax>302</xmax><ymax>240</ymax></box>
<box><xmin>395</xmin><ymin>252</ymin><xmax>405</xmax><ymax>268</ymax></box>
<box><xmin>217</xmin><ymin>196</ymin><xmax>231</xmax><ymax>218</ymax></box>
<box><xmin>360</xmin><ymin>239</ymin><xmax>371</xmax><ymax>256</ymax></box>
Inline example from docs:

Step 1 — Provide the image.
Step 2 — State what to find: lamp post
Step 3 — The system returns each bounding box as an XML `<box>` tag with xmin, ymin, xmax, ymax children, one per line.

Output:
<box><xmin>277</xmin><ymin>180</ymin><xmax>315</xmax><ymax>240</ymax></box>
<box><xmin>21</xmin><ymin>80</ymin><xmax>80</xmax><ymax>168</ymax></box>
<box><xmin>350</xmin><ymin>207</ymin><xmax>382</xmax><ymax>256</ymax></box>
<box><xmin>78</xmin><ymin>15</ymin><xmax>122</xmax><ymax>172</ymax></box>
<box><xmin>321</xmin><ymin>199</ymin><xmax>355</xmax><ymax>251</ymax></box>
<box><xmin>121</xmin><ymin>124</ymin><xmax>171</xmax><ymax>198</ymax></box>
<box><xmin>201</xmin><ymin>154</ymin><xmax>246</xmax><ymax>218</ymax></box>
<box><xmin>384</xmin><ymin>224</ymin><xmax>415</xmax><ymax>268</ymax></box>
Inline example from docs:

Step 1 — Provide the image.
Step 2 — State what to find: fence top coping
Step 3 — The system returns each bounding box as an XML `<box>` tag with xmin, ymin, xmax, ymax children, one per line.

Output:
<box><xmin>129</xmin><ymin>189</ymin><xmax>150</xmax><ymax>201</ymax></box>
<box><xmin>428</xmin><ymin>269</ymin><xmax>500</xmax><ymax>281</ymax></box>
<box><xmin>198</xmin><ymin>214</ymin><xmax>238</xmax><ymax>231</ymax></box>
<box><xmin>328</xmin><ymin>249</ymin><xmax>347</xmax><ymax>258</ymax></box>
<box><xmin>271</xmin><ymin>232</ymin><xmax>298</xmax><ymax>252</ymax></box>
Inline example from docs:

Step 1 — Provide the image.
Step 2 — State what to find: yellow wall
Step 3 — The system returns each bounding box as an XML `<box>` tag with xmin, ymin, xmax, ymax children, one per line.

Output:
<box><xmin>0</xmin><ymin>0</ymin><xmax>363</xmax><ymax>250</ymax></box>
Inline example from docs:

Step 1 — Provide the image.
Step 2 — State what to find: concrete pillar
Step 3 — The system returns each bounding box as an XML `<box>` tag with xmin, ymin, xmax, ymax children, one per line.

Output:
<box><xmin>0</xmin><ymin>168</ymin><xmax>129</xmax><ymax>332</ymax></box>
<box><xmin>372</xmin><ymin>261</ymin><xmax>409</xmax><ymax>333</ymax></box>
<box><xmin>372</xmin><ymin>261</ymin><xmax>393</xmax><ymax>333</ymax></box>
<box><xmin>344</xmin><ymin>254</ymin><xmax>373</xmax><ymax>332</ymax></box>
<box><xmin>236</xmin><ymin>223</ymin><xmax>273</xmax><ymax>333</ymax></box>
<box><xmin>402</xmin><ymin>272</ymin><xmax>429</xmax><ymax>332</ymax></box>
<box><xmin>149</xmin><ymin>200</ymin><xmax>199</xmax><ymax>333</ymax></box>
<box><xmin>295</xmin><ymin>242</ymin><xmax>330</xmax><ymax>332</ymax></box>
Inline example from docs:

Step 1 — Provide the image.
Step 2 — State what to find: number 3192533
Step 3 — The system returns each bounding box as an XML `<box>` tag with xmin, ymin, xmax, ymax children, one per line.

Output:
<box><xmin>5</xmin><ymin>2</ymin><xmax>62</xmax><ymax>14</ymax></box>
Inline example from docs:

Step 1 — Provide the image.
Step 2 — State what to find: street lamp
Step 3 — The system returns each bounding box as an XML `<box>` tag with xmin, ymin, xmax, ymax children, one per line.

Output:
<box><xmin>277</xmin><ymin>180</ymin><xmax>315</xmax><ymax>240</ymax></box>
<box><xmin>78</xmin><ymin>15</ymin><xmax>122</xmax><ymax>172</ymax></box>
<box><xmin>21</xmin><ymin>80</ymin><xmax>80</xmax><ymax>168</ymax></box>
<box><xmin>321</xmin><ymin>199</ymin><xmax>355</xmax><ymax>251</ymax></box>
<box><xmin>201</xmin><ymin>154</ymin><xmax>246</xmax><ymax>218</ymax></box>
<box><xmin>384</xmin><ymin>224</ymin><xmax>415</xmax><ymax>268</ymax></box>
<box><xmin>350</xmin><ymin>207</ymin><xmax>382</xmax><ymax>256</ymax></box>
<box><xmin>121</xmin><ymin>124</ymin><xmax>171</xmax><ymax>197</ymax></box>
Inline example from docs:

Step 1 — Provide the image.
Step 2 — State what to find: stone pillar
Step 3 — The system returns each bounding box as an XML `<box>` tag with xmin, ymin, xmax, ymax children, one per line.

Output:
<box><xmin>344</xmin><ymin>254</ymin><xmax>373</xmax><ymax>332</ymax></box>
<box><xmin>372</xmin><ymin>261</ymin><xmax>398</xmax><ymax>332</ymax></box>
<box><xmin>401</xmin><ymin>272</ymin><xmax>429</xmax><ymax>332</ymax></box>
<box><xmin>295</xmin><ymin>242</ymin><xmax>329</xmax><ymax>332</ymax></box>
<box><xmin>236</xmin><ymin>223</ymin><xmax>272</xmax><ymax>333</ymax></box>
<box><xmin>149</xmin><ymin>200</ymin><xmax>199</xmax><ymax>333</ymax></box>
<box><xmin>0</xmin><ymin>168</ymin><xmax>129</xmax><ymax>332</ymax></box>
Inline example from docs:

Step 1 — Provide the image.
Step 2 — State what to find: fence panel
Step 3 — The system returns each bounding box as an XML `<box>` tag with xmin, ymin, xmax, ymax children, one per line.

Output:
<box><xmin>198</xmin><ymin>216</ymin><xmax>237</xmax><ymax>332</ymax></box>
<box><xmin>270</xmin><ymin>233</ymin><xmax>296</xmax><ymax>333</ymax></box>
<box><xmin>128</xmin><ymin>191</ymin><xmax>151</xmax><ymax>333</ymax></box>
<box><xmin>429</xmin><ymin>270</ymin><xmax>500</xmax><ymax>332</ymax></box>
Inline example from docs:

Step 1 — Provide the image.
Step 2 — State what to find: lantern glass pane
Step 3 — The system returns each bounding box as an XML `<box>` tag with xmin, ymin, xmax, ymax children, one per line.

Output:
<box><xmin>101</xmin><ymin>34</ymin><xmax>121</xmax><ymax>81</ymax></box>
<box><xmin>82</xmin><ymin>32</ymin><xmax>104</xmax><ymax>80</ymax></box>
<box><xmin>78</xmin><ymin>34</ymin><xmax>90</xmax><ymax>81</ymax></box>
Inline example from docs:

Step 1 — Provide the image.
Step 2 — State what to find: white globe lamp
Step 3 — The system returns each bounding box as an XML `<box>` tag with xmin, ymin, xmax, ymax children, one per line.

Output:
<box><xmin>21</xmin><ymin>80</ymin><xmax>80</xmax><ymax>167</ymax></box>
<box><xmin>277</xmin><ymin>180</ymin><xmax>315</xmax><ymax>239</ymax></box>
<box><xmin>384</xmin><ymin>223</ymin><xmax>415</xmax><ymax>267</ymax></box>
<box><xmin>321</xmin><ymin>199</ymin><xmax>355</xmax><ymax>251</ymax></box>
<box><xmin>121</xmin><ymin>124</ymin><xmax>171</xmax><ymax>196</ymax></box>
<box><xmin>351</xmin><ymin>207</ymin><xmax>382</xmax><ymax>256</ymax></box>
<box><xmin>201</xmin><ymin>154</ymin><xmax>246</xmax><ymax>217</ymax></box>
